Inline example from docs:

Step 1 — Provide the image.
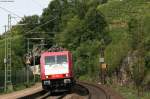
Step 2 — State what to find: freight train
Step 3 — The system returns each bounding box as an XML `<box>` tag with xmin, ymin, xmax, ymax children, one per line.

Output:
<box><xmin>40</xmin><ymin>49</ymin><xmax>75</xmax><ymax>91</ymax></box>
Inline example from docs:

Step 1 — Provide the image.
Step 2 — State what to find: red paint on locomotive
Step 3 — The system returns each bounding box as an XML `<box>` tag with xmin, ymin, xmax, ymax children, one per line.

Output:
<box><xmin>40</xmin><ymin>51</ymin><xmax>74</xmax><ymax>90</ymax></box>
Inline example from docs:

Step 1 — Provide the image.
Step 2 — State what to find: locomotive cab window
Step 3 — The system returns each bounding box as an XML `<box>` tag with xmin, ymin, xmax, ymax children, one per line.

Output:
<box><xmin>45</xmin><ymin>55</ymin><xmax>67</xmax><ymax>65</ymax></box>
<box><xmin>57</xmin><ymin>55</ymin><xmax>67</xmax><ymax>64</ymax></box>
<box><xmin>45</xmin><ymin>56</ymin><xmax>55</xmax><ymax>65</ymax></box>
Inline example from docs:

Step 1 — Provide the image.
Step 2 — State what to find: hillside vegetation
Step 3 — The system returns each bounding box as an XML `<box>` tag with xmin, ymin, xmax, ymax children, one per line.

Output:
<box><xmin>98</xmin><ymin>0</ymin><xmax>150</xmax><ymax>71</ymax></box>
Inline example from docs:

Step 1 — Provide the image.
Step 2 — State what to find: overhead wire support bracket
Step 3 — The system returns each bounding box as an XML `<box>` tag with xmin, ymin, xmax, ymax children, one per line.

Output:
<box><xmin>27</xmin><ymin>38</ymin><xmax>45</xmax><ymax>40</ymax></box>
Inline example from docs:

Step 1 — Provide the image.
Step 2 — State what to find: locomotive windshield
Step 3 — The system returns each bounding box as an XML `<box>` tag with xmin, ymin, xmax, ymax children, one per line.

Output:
<box><xmin>44</xmin><ymin>55</ymin><xmax>69</xmax><ymax>75</ymax></box>
<box><xmin>45</xmin><ymin>56</ymin><xmax>55</xmax><ymax>65</ymax></box>
<box><xmin>45</xmin><ymin>55</ymin><xmax>67</xmax><ymax>65</ymax></box>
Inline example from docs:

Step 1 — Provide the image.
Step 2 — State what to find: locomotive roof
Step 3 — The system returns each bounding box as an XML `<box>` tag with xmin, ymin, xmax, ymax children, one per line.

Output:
<box><xmin>41</xmin><ymin>51</ymin><xmax>70</xmax><ymax>56</ymax></box>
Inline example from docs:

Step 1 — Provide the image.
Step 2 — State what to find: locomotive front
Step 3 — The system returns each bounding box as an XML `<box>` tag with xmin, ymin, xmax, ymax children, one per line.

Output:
<box><xmin>40</xmin><ymin>51</ymin><xmax>74</xmax><ymax>91</ymax></box>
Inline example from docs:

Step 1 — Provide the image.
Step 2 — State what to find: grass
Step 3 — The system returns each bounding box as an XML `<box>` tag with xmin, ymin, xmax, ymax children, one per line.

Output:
<box><xmin>104</xmin><ymin>26</ymin><xmax>130</xmax><ymax>72</ymax></box>
<box><xmin>0</xmin><ymin>82</ymin><xmax>36</xmax><ymax>94</ymax></box>
<box><xmin>98</xmin><ymin>0</ymin><xmax>150</xmax><ymax>23</ymax></box>
<box><xmin>79</xmin><ymin>75</ymin><xmax>93</xmax><ymax>82</ymax></box>
<box><xmin>112</xmin><ymin>85</ymin><xmax>150</xmax><ymax>99</ymax></box>
<box><xmin>13</xmin><ymin>82</ymin><xmax>35</xmax><ymax>91</ymax></box>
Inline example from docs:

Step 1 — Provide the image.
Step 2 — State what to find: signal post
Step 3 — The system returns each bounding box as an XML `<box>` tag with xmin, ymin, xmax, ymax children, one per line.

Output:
<box><xmin>99</xmin><ymin>39</ymin><xmax>107</xmax><ymax>84</ymax></box>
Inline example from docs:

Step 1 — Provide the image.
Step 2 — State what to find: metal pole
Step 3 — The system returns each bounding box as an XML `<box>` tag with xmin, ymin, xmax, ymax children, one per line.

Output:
<box><xmin>33</xmin><ymin>54</ymin><xmax>35</xmax><ymax>83</ymax></box>
<box><xmin>27</xmin><ymin>39</ymin><xmax>29</xmax><ymax>86</ymax></box>
<box><xmin>9</xmin><ymin>14</ymin><xmax>12</xmax><ymax>83</ymax></box>
<box><xmin>4</xmin><ymin>25</ymin><xmax>7</xmax><ymax>92</ymax></box>
<box><xmin>6</xmin><ymin>14</ymin><xmax>13</xmax><ymax>90</ymax></box>
<box><xmin>100</xmin><ymin>39</ymin><xmax>105</xmax><ymax>84</ymax></box>
<box><xmin>40</xmin><ymin>39</ymin><xmax>45</xmax><ymax>50</ymax></box>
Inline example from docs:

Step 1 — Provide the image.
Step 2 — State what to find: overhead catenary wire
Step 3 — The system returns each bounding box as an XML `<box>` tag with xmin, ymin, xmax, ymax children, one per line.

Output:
<box><xmin>12</xmin><ymin>17</ymin><xmax>20</xmax><ymax>23</ymax></box>
<box><xmin>27</xmin><ymin>16</ymin><xmax>58</xmax><ymax>33</ymax></box>
<box><xmin>0</xmin><ymin>5</ymin><xmax>57</xmax><ymax>35</ymax></box>
<box><xmin>24</xmin><ymin>32</ymin><xmax>57</xmax><ymax>34</ymax></box>
<box><xmin>0</xmin><ymin>6</ymin><xmax>21</xmax><ymax>18</ymax></box>
<box><xmin>0</xmin><ymin>0</ymin><xmax>14</xmax><ymax>2</ymax></box>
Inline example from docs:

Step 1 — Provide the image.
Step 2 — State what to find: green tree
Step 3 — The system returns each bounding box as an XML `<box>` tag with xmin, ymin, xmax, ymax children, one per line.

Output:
<box><xmin>128</xmin><ymin>18</ymin><xmax>140</xmax><ymax>50</ymax></box>
<box><xmin>55</xmin><ymin>16</ymin><xmax>84</xmax><ymax>49</ymax></box>
<box><xmin>74</xmin><ymin>40</ymin><xmax>100</xmax><ymax>78</ymax></box>
<box><xmin>84</xmin><ymin>7</ymin><xmax>110</xmax><ymax>44</ymax></box>
<box><xmin>40</xmin><ymin>0</ymin><xmax>63</xmax><ymax>32</ymax></box>
<box><xmin>16</xmin><ymin>15</ymin><xmax>42</xmax><ymax>38</ymax></box>
<box><xmin>128</xmin><ymin>17</ymin><xmax>146</xmax><ymax>96</ymax></box>
<box><xmin>55</xmin><ymin>1</ymin><xmax>110</xmax><ymax>79</ymax></box>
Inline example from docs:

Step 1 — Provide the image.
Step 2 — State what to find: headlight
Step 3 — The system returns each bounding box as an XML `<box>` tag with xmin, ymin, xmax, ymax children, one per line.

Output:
<box><xmin>64</xmin><ymin>79</ymin><xmax>71</xmax><ymax>83</ymax></box>
<box><xmin>66</xmin><ymin>74</ymin><xmax>69</xmax><ymax>77</ymax></box>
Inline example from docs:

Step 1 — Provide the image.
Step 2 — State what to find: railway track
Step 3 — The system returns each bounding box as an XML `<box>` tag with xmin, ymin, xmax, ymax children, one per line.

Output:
<box><xmin>19</xmin><ymin>90</ymin><xmax>69</xmax><ymax>99</ymax></box>
<box><xmin>0</xmin><ymin>82</ymin><xmax>123</xmax><ymax>99</ymax></box>
<box><xmin>19</xmin><ymin>83</ymin><xmax>89</xmax><ymax>99</ymax></box>
<box><xmin>78</xmin><ymin>82</ymin><xmax>108</xmax><ymax>99</ymax></box>
<box><xmin>78</xmin><ymin>82</ymin><xmax>124</xmax><ymax>99</ymax></box>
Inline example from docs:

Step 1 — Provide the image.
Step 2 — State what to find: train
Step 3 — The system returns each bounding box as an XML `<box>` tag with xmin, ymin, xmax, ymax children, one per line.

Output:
<box><xmin>40</xmin><ymin>49</ymin><xmax>75</xmax><ymax>91</ymax></box>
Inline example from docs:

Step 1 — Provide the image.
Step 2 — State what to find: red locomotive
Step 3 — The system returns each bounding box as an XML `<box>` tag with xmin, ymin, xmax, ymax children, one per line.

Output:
<box><xmin>40</xmin><ymin>50</ymin><xmax>75</xmax><ymax>91</ymax></box>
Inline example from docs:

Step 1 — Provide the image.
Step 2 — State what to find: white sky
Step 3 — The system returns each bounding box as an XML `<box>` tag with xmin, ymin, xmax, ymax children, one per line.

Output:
<box><xmin>0</xmin><ymin>0</ymin><xmax>52</xmax><ymax>34</ymax></box>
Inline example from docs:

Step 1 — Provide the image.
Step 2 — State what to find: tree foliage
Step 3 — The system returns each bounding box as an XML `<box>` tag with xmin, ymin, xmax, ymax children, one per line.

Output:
<box><xmin>54</xmin><ymin>0</ymin><xmax>110</xmax><ymax>78</ymax></box>
<box><xmin>128</xmin><ymin>17</ymin><xmax>149</xmax><ymax>95</ymax></box>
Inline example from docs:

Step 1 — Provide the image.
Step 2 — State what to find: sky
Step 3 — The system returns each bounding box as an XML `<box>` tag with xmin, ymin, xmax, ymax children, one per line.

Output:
<box><xmin>0</xmin><ymin>0</ymin><xmax>52</xmax><ymax>34</ymax></box>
